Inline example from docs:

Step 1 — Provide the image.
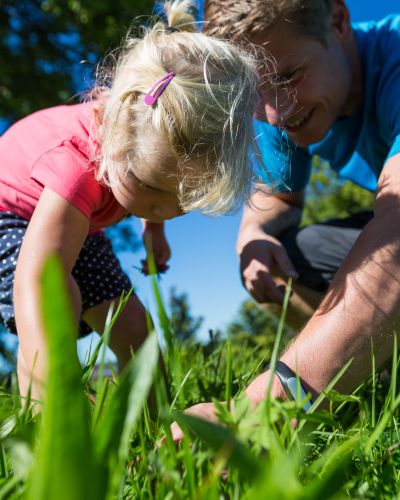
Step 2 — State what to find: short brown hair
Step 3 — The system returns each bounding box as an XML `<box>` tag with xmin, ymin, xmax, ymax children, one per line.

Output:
<box><xmin>205</xmin><ymin>0</ymin><xmax>333</xmax><ymax>43</ymax></box>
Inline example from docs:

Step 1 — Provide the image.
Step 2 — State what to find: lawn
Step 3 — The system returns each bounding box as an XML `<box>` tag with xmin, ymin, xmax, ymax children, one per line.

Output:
<box><xmin>0</xmin><ymin>255</ymin><xmax>398</xmax><ymax>499</ymax></box>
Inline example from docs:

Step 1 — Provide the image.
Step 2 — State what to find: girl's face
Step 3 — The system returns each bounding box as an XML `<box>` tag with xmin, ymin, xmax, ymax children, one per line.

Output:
<box><xmin>111</xmin><ymin>157</ymin><xmax>185</xmax><ymax>223</ymax></box>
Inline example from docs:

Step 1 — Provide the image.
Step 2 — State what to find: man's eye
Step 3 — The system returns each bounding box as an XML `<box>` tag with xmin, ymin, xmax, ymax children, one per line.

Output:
<box><xmin>274</xmin><ymin>69</ymin><xmax>300</xmax><ymax>87</ymax></box>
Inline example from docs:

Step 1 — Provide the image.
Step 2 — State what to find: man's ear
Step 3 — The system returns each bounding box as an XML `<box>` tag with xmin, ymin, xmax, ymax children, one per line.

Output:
<box><xmin>330</xmin><ymin>0</ymin><xmax>352</xmax><ymax>42</ymax></box>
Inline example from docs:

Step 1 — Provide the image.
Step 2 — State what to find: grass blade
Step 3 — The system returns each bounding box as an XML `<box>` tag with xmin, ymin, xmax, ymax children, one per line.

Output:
<box><xmin>172</xmin><ymin>411</ymin><xmax>261</xmax><ymax>482</ymax></box>
<box><xmin>93</xmin><ymin>333</ymin><xmax>159</xmax><ymax>495</ymax></box>
<box><xmin>26</xmin><ymin>255</ymin><xmax>94</xmax><ymax>500</ymax></box>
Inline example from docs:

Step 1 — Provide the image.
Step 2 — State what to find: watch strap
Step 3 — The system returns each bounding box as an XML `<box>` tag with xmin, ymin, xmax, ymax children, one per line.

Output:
<box><xmin>268</xmin><ymin>360</ymin><xmax>312</xmax><ymax>411</ymax></box>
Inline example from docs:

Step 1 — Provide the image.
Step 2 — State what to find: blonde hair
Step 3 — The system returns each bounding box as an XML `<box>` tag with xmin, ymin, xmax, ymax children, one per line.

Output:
<box><xmin>205</xmin><ymin>0</ymin><xmax>333</xmax><ymax>43</ymax></box>
<box><xmin>94</xmin><ymin>0</ymin><xmax>260</xmax><ymax>215</ymax></box>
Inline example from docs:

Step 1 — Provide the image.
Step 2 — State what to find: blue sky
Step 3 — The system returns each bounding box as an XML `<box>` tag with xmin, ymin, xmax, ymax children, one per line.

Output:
<box><xmin>117</xmin><ymin>0</ymin><xmax>400</xmax><ymax>344</ymax></box>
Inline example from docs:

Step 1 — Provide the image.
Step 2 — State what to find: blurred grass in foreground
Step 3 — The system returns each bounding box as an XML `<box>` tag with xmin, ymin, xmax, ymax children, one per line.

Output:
<box><xmin>0</xmin><ymin>255</ymin><xmax>398</xmax><ymax>498</ymax></box>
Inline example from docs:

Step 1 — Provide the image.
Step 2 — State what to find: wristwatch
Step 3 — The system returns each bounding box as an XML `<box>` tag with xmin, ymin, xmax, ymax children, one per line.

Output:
<box><xmin>268</xmin><ymin>360</ymin><xmax>312</xmax><ymax>411</ymax></box>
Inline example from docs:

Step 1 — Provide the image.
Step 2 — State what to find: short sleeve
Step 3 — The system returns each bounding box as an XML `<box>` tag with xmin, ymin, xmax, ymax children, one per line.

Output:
<box><xmin>388</xmin><ymin>135</ymin><xmax>400</xmax><ymax>159</ymax></box>
<box><xmin>30</xmin><ymin>142</ymin><xmax>103</xmax><ymax>219</ymax></box>
<box><xmin>376</xmin><ymin>17</ymin><xmax>400</xmax><ymax>162</ymax></box>
<box><xmin>253</xmin><ymin>119</ymin><xmax>312</xmax><ymax>192</ymax></box>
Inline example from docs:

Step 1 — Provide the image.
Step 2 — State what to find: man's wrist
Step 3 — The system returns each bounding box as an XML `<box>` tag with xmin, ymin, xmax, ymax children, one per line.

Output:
<box><xmin>236</xmin><ymin>222</ymin><xmax>269</xmax><ymax>254</ymax></box>
<box><xmin>244</xmin><ymin>368</ymin><xmax>287</xmax><ymax>406</ymax></box>
<box><xmin>268</xmin><ymin>361</ymin><xmax>313</xmax><ymax>410</ymax></box>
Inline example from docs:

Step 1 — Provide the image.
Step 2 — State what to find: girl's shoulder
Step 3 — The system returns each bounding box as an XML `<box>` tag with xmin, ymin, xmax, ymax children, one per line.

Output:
<box><xmin>1</xmin><ymin>101</ymin><xmax>98</xmax><ymax>169</ymax></box>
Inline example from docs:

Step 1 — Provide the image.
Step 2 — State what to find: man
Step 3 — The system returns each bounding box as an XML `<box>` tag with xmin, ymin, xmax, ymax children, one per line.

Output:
<box><xmin>172</xmin><ymin>0</ymin><xmax>400</xmax><ymax>438</ymax></box>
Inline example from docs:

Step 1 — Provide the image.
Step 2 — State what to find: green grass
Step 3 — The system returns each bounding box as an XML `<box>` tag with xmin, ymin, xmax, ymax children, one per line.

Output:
<box><xmin>0</xmin><ymin>255</ymin><xmax>399</xmax><ymax>499</ymax></box>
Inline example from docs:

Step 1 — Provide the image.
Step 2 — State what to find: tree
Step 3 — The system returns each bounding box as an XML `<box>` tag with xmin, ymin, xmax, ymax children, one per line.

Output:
<box><xmin>169</xmin><ymin>287</ymin><xmax>203</xmax><ymax>342</ymax></box>
<box><xmin>228</xmin><ymin>299</ymin><xmax>290</xmax><ymax>338</ymax></box>
<box><xmin>1</xmin><ymin>0</ymin><xmax>154</xmax><ymax>124</ymax></box>
<box><xmin>302</xmin><ymin>156</ymin><xmax>374</xmax><ymax>225</ymax></box>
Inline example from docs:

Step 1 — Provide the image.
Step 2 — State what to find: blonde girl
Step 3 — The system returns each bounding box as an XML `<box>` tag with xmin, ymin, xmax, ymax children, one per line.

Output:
<box><xmin>0</xmin><ymin>0</ymin><xmax>259</xmax><ymax>400</ymax></box>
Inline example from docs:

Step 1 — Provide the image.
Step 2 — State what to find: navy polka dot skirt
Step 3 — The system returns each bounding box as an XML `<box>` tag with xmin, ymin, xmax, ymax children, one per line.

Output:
<box><xmin>0</xmin><ymin>211</ymin><xmax>133</xmax><ymax>336</ymax></box>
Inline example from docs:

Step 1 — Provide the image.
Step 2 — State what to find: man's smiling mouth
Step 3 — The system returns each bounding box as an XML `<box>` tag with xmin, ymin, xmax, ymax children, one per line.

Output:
<box><xmin>284</xmin><ymin>108</ymin><xmax>314</xmax><ymax>130</ymax></box>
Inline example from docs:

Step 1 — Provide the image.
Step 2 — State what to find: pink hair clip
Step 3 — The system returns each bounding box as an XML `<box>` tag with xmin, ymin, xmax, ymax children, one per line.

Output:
<box><xmin>144</xmin><ymin>72</ymin><xmax>175</xmax><ymax>106</ymax></box>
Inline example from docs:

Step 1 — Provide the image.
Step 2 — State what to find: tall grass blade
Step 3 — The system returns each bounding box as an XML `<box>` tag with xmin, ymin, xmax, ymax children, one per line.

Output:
<box><xmin>225</xmin><ymin>336</ymin><xmax>233</xmax><ymax>410</ymax></box>
<box><xmin>390</xmin><ymin>332</ymin><xmax>398</xmax><ymax>413</ymax></box>
<box><xmin>93</xmin><ymin>333</ymin><xmax>159</xmax><ymax>495</ymax></box>
<box><xmin>371</xmin><ymin>338</ymin><xmax>376</xmax><ymax>428</ymax></box>
<box><xmin>26</xmin><ymin>255</ymin><xmax>94</xmax><ymax>500</ymax></box>
<box><xmin>365</xmin><ymin>393</ymin><xmax>400</xmax><ymax>454</ymax></box>
<box><xmin>266</xmin><ymin>278</ymin><xmax>292</xmax><ymax>406</ymax></box>
<box><xmin>302</xmin><ymin>435</ymin><xmax>358</xmax><ymax>500</ymax></box>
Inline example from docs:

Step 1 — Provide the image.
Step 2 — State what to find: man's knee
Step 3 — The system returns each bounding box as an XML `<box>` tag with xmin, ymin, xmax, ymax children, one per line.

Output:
<box><xmin>279</xmin><ymin>222</ymin><xmax>359</xmax><ymax>292</ymax></box>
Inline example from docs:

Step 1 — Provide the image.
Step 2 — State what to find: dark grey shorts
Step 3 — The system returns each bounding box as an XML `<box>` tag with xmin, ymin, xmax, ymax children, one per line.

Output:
<box><xmin>279</xmin><ymin>211</ymin><xmax>374</xmax><ymax>292</ymax></box>
<box><xmin>0</xmin><ymin>211</ymin><xmax>133</xmax><ymax>336</ymax></box>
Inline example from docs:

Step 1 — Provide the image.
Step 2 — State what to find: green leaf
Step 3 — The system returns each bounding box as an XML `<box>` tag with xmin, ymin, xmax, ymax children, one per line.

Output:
<box><xmin>93</xmin><ymin>333</ymin><xmax>159</xmax><ymax>494</ymax></box>
<box><xmin>173</xmin><ymin>411</ymin><xmax>261</xmax><ymax>482</ymax></box>
<box><xmin>300</xmin><ymin>436</ymin><xmax>358</xmax><ymax>500</ymax></box>
<box><xmin>26</xmin><ymin>255</ymin><xmax>94</xmax><ymax>500</ymax></box>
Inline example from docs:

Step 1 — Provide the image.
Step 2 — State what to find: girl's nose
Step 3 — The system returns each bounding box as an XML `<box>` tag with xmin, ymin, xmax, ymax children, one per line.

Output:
<box><xmin>151</xmin><ymin>204</ymin><xmax>179</xmax><ymax>220</ymax></box>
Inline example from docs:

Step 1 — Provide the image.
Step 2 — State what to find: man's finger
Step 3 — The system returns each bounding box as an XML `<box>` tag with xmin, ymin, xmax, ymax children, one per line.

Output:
<box><xmin>272</xmin><ymin>246</ymin><xmax>298</xmax><ymax>279</ymax></box>
<box><xmin>250</xmin><ymin>271</ymin><xmax>285</xmax><ymax>304</ymax></box>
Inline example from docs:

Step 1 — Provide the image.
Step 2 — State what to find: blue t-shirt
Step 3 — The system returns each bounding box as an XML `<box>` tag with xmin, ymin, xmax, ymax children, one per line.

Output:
<box><xmin>255</xmin><ymin>15</ymin><xmax>400</xmax><ymax>193</ymax></box>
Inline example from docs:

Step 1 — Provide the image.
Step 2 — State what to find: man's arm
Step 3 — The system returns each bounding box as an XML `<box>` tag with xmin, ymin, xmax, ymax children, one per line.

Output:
<box><xmin>237</xmin><ymin>187</ymin><xmax>304</xmax><ymax>303</ymax></box>
<box><xmin>238</xmin><ymin>187</ymin><xmax>304</xmax><ymax>242</ymax></box>
<box><xmin>246</xmin><ymin>152</ymin><xmax>400</xmax><ymax>403</ymax></box>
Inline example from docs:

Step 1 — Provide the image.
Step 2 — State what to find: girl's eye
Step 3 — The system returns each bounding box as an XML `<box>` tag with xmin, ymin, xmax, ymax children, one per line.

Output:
<box><xmin>138</xmin><ymin>180</ymin><xmax>152</xmax><ymax>190</ymax></box>
<box><xmin>131</xmin><ymin>173</ymin><xmax>158</xmax><ymax>191</ymax></box>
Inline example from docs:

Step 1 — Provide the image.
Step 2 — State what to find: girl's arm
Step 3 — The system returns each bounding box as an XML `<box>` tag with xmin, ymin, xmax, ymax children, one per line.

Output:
<box><xmin>14</xmin><ymin>187</ymin><xmax>89</xmax><ymax>400</ymax></box>
<box><xmin>141</xmin><ymin>220</ymin><xmax>171</xmax><ymax>274</ymax></box>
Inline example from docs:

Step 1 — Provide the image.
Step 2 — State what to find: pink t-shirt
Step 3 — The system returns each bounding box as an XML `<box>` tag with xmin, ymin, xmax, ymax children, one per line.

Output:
<box><xmin>0</xmin><ymin>102</ymin><xmax>127</xmax><ymax>230</ymax></box>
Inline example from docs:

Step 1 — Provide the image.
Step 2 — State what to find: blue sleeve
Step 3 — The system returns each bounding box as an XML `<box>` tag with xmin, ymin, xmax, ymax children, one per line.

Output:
<box><xmin>376</xmin><ymin>16</ymin><xmax>400</xmax><ymax>162</ymax></box>
<box><xmin>253</xmin><ymin>119</ymin><xmax>312</xmax><ymax>192</ymax></box>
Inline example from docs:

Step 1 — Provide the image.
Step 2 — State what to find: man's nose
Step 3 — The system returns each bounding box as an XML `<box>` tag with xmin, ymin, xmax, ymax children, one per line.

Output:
<box><xmin>256</xmin><ymin>88</ymin><xmax>295</xmax><ymax>125</ymax></box>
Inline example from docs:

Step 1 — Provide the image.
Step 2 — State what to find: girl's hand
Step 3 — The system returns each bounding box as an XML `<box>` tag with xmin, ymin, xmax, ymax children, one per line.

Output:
<box><xmin>170</xmin><ymin>402</ymin><xmax>219</xmax><ymax>442</ymax></box>
<box><xmin>141</xmin><ymin>221</ymin><xmax>171</xmax><ymax>275</ymax></box>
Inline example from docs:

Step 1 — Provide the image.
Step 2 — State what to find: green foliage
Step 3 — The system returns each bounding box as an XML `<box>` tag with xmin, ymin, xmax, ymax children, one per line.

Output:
<box><xmin>0</xmin><ymin>257</ymin><xmax>399</xmax><ymax>498</ymax></box>
<box><xmin>303</xmin><ymin>156</ymin><xmax>375</xmax><ymax>226</ymax></box>
<box><xmin>228</xmin><ymin>299</ymin><xmax>288</xmax><ymax>338</ymax></box>
<box><xmin>28</xmin><ymin>255</ymin><xmax>93</xmax><ymax>500</ymax></box>
<box><xmin>169</xmin><ymin>287</ymin><xmax>203</xmax><ymax>342</ymax></box>
<box><xmin>23</xmin><ymin>255</ymin><xmax>159</xmax><ymax>500</ymax></box>
<box><xmin>1</xmin><ymin>0</ymin><xmax>154</xmax><ymax>123</ymax></box>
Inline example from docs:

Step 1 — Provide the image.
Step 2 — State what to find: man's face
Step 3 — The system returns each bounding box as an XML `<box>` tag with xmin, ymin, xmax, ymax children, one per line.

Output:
<box><xmin>253</xmin><ymin>15</ymin><xmax>357</xmax><ymax>147</ymax></box>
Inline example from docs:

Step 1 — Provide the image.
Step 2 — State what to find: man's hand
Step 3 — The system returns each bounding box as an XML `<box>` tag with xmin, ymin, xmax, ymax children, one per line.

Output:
<box><xmin>239</xmin><ymin>227</ymin><xmax>298</xmax><ymax>304</ymax></box>
<box><xmin>141</xmin><ymin>221</ymin><xmax>171</xmax><ymax>275</ymax></box>
<box><xmin>236</xmin><ymin>189</ymin><xmax>303</xmax><ymax>304</ymax></box>
<box><xmin>169</xmin><ymin>371</ymin><xmax>286</xmax><ymax>443</ymax></box>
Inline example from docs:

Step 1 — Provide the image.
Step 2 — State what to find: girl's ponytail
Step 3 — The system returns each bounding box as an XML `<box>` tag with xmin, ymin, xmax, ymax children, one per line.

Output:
<box><xmin>164</xmin><ymin>0</ymin><xmax>197</xmax><ymax>32</ymax></box>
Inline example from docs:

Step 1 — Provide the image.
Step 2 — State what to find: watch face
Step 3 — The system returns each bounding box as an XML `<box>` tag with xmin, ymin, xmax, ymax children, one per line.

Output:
<box><xmin>286</xmin><ymin>377</ymin><xmax>312</xmax><ymax>411</ymax></box>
